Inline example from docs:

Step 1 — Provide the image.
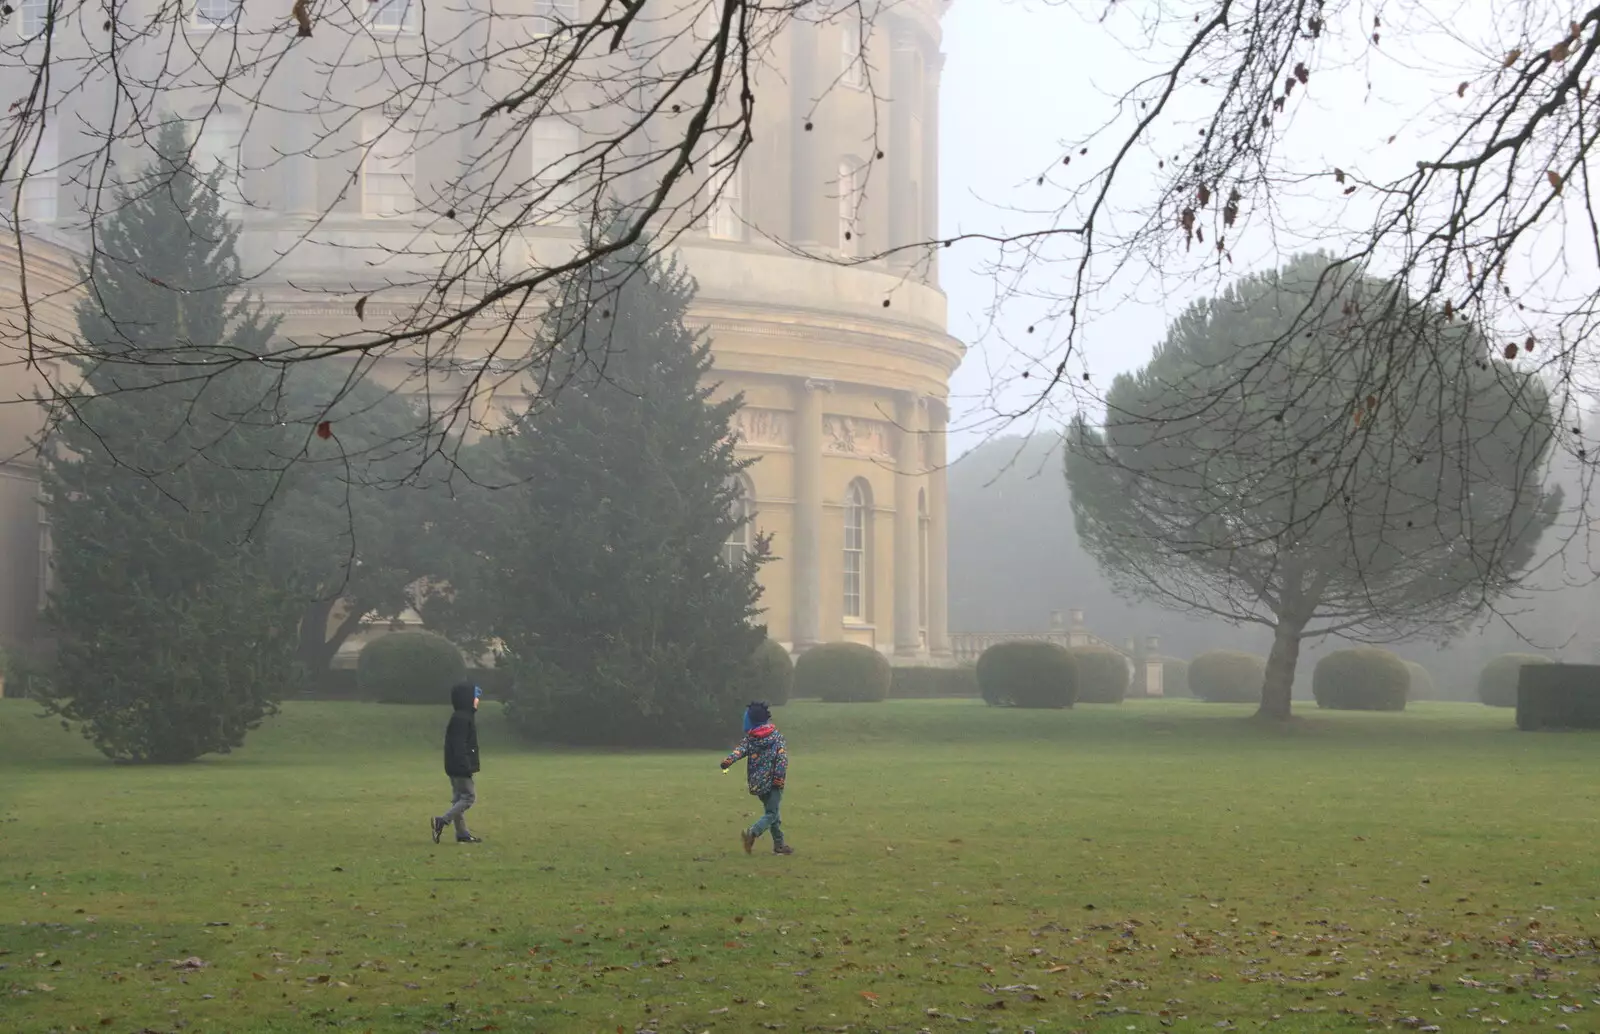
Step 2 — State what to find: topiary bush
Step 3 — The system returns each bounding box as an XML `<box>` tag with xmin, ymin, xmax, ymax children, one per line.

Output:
<box><xmin>976</xmin><ymin>640</ymin><xmax>1078</xmax><ymax>708</ymax></box>
<box><xmin>1477</xmin><ymin>653</ymin><xmax>1553</xmax><ymax>708</ymax></box>
<box><xmin>1188</xmin><ymin>650</ymin><xmax>1266</xmax><ymax>703</ymax></box>
<box><xmin>749</xmin><ymin>639</ymin><xmax>795</xmax><ymax>707</ymax></box>
<box><xmin>358</xmin><ymin>631</ymin><xmax>469</xmax><ymax>705</ymax></box>
<box><xmin>1312</xmin><ymin>648</ymin><xmax>1410</xmax><ymax>711</ymax></box>
<box><xmin>1404</xmin><ymin>661</ymin><xmax>1436</xmax><ymax>701</ymax></box>
<box><xmin>1162</xmin><ymin>658</ymin><xmax>1191</xmax><ymax>697</ymax></box>
<box><xmin>1067</xmin><ymin>646</ymin><xmax>1130</xmax><ymax>703</ymax></box>
<box><xmin>794</xmin><ymin>642</ymin><xmax>891</xmax><ymax>702</ymax></box>
<box><xmin>890</xmin><ymin>665</ymin><xmax>980</xmax><ymax>698</ymax></box>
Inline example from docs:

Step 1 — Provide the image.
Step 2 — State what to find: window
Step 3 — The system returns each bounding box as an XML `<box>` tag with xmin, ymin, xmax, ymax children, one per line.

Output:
<box><xmin>707</xmin><ymin>138</ymin><xmax>743</xmax><ymax>241</ymax></box>
<box><xmin>192</xmin><ymin>111</ymin><xmax>245</xmax><ymax>215</ymax></box>
<box><xmin>843</xmin><ymin>478</ymin><xmax>871</xmax><ymax>620</ymax></box>
<box><xmin>918</xmin><ymin>489</ymin><xmax>929</xmax><ymax>635</ymax></box>
<box><xmin>531</xmin><ymin>117</ymin><xmax>582</xmax><ymax>225</ymax></box>
<box><xmin>371</xmin><ymin>0</ymin><xmax>417</xmax><ymax>32</ymax></box>
<box><xmin>36</xmin><ymin>499</ymin><xmax>52</xmax><ymax>610</ymax></box>
<box><xmin>841</xmin><ymin>17</ymin><xmax>864</xmax><ymax>88</ymax></box>
<box><xmin>191</xmin><ymin>0</ymin><xmax>239</xmax><ymax>30</ymax></box>
<box><xmin>721</xmin><ymin>475</ymin><xmax>755</xmax><ymax>567</ymax></box>
<box><xmin>533</xmin><ymin>0</ymin><xmax>577</xmax><ymax>35</ymax></box>
<box><xmin>18</xmin><ymin>0</ymin><xmax>52</xmax><ymax>38</ymax></box>
<box><xmin>16</xmin><ymin>124</ymin><xmax>58</xmax><ymax>222</ymax></box>
<box><xmin>362</xmin><ymin>116</ymin><xmax>417</xmax><ymax>217</ymax></box>
<box><xmin>838</xmin><ymin>156</ymin><xmax>862</xmax><ymax>256</ymax></box>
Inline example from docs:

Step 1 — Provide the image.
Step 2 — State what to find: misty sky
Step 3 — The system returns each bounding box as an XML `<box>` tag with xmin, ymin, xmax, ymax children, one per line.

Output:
<box><xmin>934</xmin><ymin>0</ymin><xmax>1590</xmax><ymax>454</ymax></box>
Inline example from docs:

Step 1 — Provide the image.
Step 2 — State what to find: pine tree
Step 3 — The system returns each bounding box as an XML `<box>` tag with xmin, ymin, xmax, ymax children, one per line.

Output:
<box><xmin>431</xmin><ymin>221</ymin><xmax>768</xmax><ymax>747</ymax></box>
<box><xmin>37</xmin><ymin>120</ymin><xmax>306</xmax><ymax>762</ymax></box>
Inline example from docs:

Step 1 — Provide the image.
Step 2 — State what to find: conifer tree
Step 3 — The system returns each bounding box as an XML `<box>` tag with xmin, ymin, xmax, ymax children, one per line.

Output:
<box><xmin>431</xmin><ymin>221</ymin><xmax>768</xmax><ymax>747</ymax></box>
<box><xmin>37</xmin><ymin>121</ymin><xmax>305</xmax><ymax>762</ymax></box>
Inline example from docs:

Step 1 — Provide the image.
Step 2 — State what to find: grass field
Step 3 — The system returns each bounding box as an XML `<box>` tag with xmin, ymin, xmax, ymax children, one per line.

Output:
<box><xmin>3</xmin><ymin>697</ymin><xmax>1599</xmax><ymax>1034</ymax></box>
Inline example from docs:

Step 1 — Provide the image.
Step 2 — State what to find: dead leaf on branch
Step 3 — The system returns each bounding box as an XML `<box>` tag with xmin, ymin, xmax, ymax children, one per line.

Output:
<box><xmin>1504</xmin><ymin>342</ymin><xmax>1519</xmax><ymax>359</ymax></box>
<box><xmin>1550</xmin><ymin>39</ymin><xmax>1572</xmax><ymax>62</ymax></box>
<box><xmin>1548</xmin><ymin>169</ymin><xmax>1564</xmax><ymax>194</ymax></box>
<box><xmin>353</xmin><ymin>295</ymin><xmax>368</xmax><ymax>321</ymax></box>
<box><xmin>1293</xmin><ymin>62</ymin><xmax>1310</xmax><ymax>85</ymax></box>
<box><xmin>1197</xmin><ymin>183</ymin><xmax>1211</xmax><ymax>206</ymax></box>
<box><xmin>1458</xmin><ymin>81</ymin><xmax>1469</xmax><ymax>97</ymax></box>
<box><xmin>1334</xmin><ymin>168</ymin><xmax>1346</xmax><ymax>184</ymax></box>
<box><xmin>1504</xmin><ymin>48</ymin><xmax>1523</xmax><ymax>67</ymax></box>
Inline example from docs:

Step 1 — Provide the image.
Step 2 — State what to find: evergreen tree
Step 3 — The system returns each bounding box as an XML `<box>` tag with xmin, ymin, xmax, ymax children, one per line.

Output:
<box><xmin>36</xmin><ymin>121</ymin><xmax>306</xmax><ymax>762</ymax></box>
<box><xmin>1065</xmin><ymin>254</ymin><xmax>1560</xmax><ymax>720</ymax></box>
<box><xmin>430</xmin><ymin>222</ymin><xmax>767</xmax><ymax>747</ymax></box>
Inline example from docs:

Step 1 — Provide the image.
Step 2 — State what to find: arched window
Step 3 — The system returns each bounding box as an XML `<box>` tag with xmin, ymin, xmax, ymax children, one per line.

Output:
<box><xmin>843</xmin><ymin>478</ymin><xmax>872</xmax><ymax>620</ymax></box>
<box><xmin>721</xmin><ymin>474</ymin><xmax>756</xmax><ymax>567</ymax></box>
<box><xmin>13</xmin><ymin>122</ymin><xmax>57</xmax><ymax>222</ymax></box>
<box><xmin>918</xmin><ymin>488</ymin><xmax>929</xmax><ymax>637</ymax></box>
<box><xmin>838</xmin><ymin>155</ymin><xmax>863</xmax><ymax>257</ymax></box>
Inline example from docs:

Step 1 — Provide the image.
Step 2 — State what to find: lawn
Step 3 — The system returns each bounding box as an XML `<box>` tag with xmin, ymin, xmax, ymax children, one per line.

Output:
<box><xmin>2</xmin><ymin>697</ymin><xmax>1598</xmax><ymax>1034</ymax></box>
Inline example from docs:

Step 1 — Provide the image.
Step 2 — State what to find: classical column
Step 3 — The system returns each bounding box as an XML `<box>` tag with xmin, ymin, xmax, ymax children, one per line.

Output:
<box><xmin>791</xmin><ymin>378</ymin><xmax>827</xmax><ymax>651</ymax></box>
<box><xmin>893</xmin><ymin>391</ymin><xmax>923</xmax><ymax>656</ymax></box>
<box><xmin>927</xmin><ymin>399</ymin><xmax>951</xmax><ymax>658</ymax></box>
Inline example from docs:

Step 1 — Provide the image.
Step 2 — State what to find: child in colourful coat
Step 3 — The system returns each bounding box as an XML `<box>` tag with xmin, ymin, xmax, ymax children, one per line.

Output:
<box><xmin>719</xmin><ymin>701</ymin><xmax>793</xmax><ymax>855</ymax></box>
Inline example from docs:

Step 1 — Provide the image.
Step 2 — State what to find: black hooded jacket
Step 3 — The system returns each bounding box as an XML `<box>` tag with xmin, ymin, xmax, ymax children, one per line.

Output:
<box><xmin>444</xmin><ymin>683</ymin><xmax>480</xmax><ymax>778</ymax></box>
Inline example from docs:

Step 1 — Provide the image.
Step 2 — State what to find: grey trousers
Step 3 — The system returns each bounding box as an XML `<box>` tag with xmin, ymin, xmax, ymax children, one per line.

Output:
<box><xmin>441</xmin><ymin>776</ymin><xmax>476</xmax><ymax>837</ymax></box>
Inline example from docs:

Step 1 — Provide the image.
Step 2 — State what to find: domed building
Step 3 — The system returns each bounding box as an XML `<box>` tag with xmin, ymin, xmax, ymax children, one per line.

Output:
<box><xmin>0</xmin><ymin>0</ymin><xmax>958</xmax><ymax>661</ymax></box>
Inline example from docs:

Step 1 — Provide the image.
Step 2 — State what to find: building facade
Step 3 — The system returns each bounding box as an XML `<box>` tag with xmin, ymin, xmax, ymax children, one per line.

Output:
<box><xmin>0</xmin><ymin>0</ymin><xmax>960</xmax><ymax>659</ymax></box>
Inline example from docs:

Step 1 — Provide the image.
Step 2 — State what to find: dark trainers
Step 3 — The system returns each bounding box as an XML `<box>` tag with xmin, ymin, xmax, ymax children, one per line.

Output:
<box><xmin>773</xmin><ymin>844</ymin><xmax>795</xmax><ymax>855</ymax></box>
<box><xmin>740</xmin><ymin>830</ymin><xmax>755</xmax><ymax>855</ymax></box>
<box><xmin>431</xmin><ymin>817</ymin><xmax>445</xmax><ymax>844</ymax></box>
<box><xmin>457</xmin><ymin>834</ymin><xmax>483</xmax><ymax>843</ymax></box>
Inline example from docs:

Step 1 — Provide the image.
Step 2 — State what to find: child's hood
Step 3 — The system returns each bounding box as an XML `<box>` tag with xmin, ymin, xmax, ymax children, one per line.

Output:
<box><xmin>449</xmin><ymin>683</ymin><xmax>477</xmax><ymax>711</ymax></box>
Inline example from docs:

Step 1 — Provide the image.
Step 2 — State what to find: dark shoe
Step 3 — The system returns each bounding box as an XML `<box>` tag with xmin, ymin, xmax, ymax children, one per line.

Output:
<box><xmin>741</xmin><ymin>830</ymin><xmax>755</xmax><ymax>854</ymax></box>
<box><xmin>431</xmin><ymin>817</ymin><xmax>445</xmax><ymax>844</ymax></box>
<box><xmin>457</xmin><ymin>834</ymin><xmax>483</xmax><ymax>843</ymax></box>
<box><xmin>773</xmin><ymin>844</ymin><xmax>794</xmax><ymax>855</ymax></box>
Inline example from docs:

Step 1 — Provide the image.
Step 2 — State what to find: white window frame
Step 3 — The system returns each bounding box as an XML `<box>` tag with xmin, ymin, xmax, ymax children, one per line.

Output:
<box><xmin>721</xmin><ymin>475</ymin><xmax>755</xmax><ymax>568</ymax></box>
<box><xmin>370</xmin><ymin>0</ymin><xmax>418</xmax><ymax>33</ymax></box>
<box><xmin>532</xmin><ymin>0</ymin><xmax>578</xmax><ymax>36</ymax></box>
<box><xmin>192</xmin><ymin>112</ymin><xmax>245</xmax><ymax>216</ymax></box>
<box><xmin>843</xmin><ymin>479</ymin><xmax>870</xmax><ymax>620</ymax></box>
<box><xmin>362</xmin><ymin>116</ymin><xmax>418</xmax><ymax>218</ymax></box>
<box><xmin>190</xmin><ymin>0</ymin><xmax>239</xmax><ymax>31</ymax></box>
<box><xmin>838</xmin><ymin>156</ymin><xmax>862</xmax><ymax>257</ymax></box>
<box><xmin>841</xmin><ymin>16</ymin><xmax>865</xmax><ymax>89</ymax></box>
<box><xmin>707</xmin><ymin>138</ymin><xmax>743</xmax><ymax>241</ymax></box>
<box><xmin>531</xmin><ymin>117</ymin><xmax>582</xmax><ymax>226</ymax></box>
<box><xmin>15</xmin><ymin>124</ymin><xmax>59</xmax><ymax>222</ymax></box>
<box><xmin>18</xmin><ymin>0</ymin><xmax>52</xmax><ymax>38</ymax></box>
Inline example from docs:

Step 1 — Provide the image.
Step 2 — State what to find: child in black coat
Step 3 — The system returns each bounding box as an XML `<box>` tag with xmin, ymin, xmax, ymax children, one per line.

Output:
<box><xmin>431</xmin><ymin>683</ymin><xmax>483</xmax><ymax>844</ymax></box>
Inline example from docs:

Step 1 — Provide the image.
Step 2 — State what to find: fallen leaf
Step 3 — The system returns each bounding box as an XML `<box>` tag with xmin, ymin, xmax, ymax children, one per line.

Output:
<box><xmin>860</xmin><ymin>991</ymin><xmax>879</xmax><ymax>1000</ymax></box>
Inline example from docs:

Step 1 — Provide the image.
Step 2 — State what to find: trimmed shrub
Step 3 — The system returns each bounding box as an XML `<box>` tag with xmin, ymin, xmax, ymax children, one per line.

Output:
<box><xmin>1188</xmin><ymin>650</ymin><xmax>1266</xmax><ymax>703</ymax></box>
<box><xmin>1478</xmin><ymin>653</ymin><xmax>1553</xmax><ymax>708</ymax></box>
<box><xmin>1068</xmin><ymin>646</ymin><xmax>1131</xmax><ymax>703</ymax></box>
<box><xmin>749</xmin><ymin>639</ymin><xmax>795</xmax><ymax>707</ymax></box>
<box><xmin>1312</xmin><ymin>648</ymin><xmax>1410</xmax><ymax>711</ymax></box>
<box><xmin>1162</xmin><ymin>658</ymin><xmax>1191</xmax><ymax>698</ymax></box>
<box><xmin>1404</xmin><ymin>661</ymin><xmax>1436</xmax><ymax>701</ymax></box>
<box><xmin>976</xmin><ymin>640</ymin><xmax>1078</xmax><ymax>708</ymax></box>
<box><xmin>1516</xmin><ymin>664</ymin><xmax>1600</xmax><ymax>730</ymax></box>
<box><xmin>890</xmin><ymin>665</ymin><xmax>980</xmax><ymax>699</ymax></box>
<box><xmin>794</xmin><ymin>642</ymin><xmax>891</xmax><ymax>703</ymax></box>
<box><xmin>358</xmin><ymin>631</ymin><xmax>468</xmax><ymax>705</ymax></box>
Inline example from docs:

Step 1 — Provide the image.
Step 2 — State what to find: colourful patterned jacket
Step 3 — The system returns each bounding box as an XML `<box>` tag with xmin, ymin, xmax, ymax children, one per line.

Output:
<box><xmin>720</xmin><ymin>724</ymin><xmax>788</xmax><ymax>797</ymax></box>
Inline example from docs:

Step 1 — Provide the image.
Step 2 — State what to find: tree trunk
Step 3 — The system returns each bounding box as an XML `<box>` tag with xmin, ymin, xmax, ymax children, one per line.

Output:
<box><xmin>1256</xmin><ymin>618</ymin><xmax>1306</xmax><ymax>721</ymax></box>
<box><xmin>297</xmin><ymin>599</ymin><xmax>366</xmax><ymax>676</ymax></box>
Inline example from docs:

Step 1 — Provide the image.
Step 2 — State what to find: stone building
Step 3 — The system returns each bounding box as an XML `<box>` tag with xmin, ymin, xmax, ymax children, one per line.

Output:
<box><xmin>0</xmin><ymin>0</ymin><xmax>959</xmax><ymax>659</ymax></box>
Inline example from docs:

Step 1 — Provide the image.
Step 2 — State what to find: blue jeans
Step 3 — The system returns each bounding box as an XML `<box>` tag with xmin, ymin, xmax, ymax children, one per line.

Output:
<box><xmin>748</xmin><ymin>789</ymin><xmax>784</xmax><ymax>846</ymax></box>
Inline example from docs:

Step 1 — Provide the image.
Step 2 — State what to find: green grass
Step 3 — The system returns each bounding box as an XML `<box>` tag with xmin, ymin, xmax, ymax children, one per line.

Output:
<box><xmin>3</xmin><ymin>697</ymin><xmax>1599</xmax><ymax>1034</ymax></box>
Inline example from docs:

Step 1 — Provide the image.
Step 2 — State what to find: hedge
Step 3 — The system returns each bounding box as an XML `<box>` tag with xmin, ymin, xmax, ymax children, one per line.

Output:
<box><xmin>1312</xmin><ymin>648</ymin><xmax>1409</xmax><ymax>711</ymax></box>
<box><xmin>1516</xmin><ymin>664</ymin><xmax>1600</xmax><ymax>730</ymax></box>
<box><xmin>1478</xmin><ymin>653</ymin><xmax>1553</xmax><ymax>708</ymax></box>
<box><xmin>1188</xmin><ymin>650</ymin><xmax>1266</xmax><ymax>703</ymax></box>
<box><xmin>1162</xmin><ymin>658</ymin><xmax>1191</xmax><ymax>697</ymax></box>
<box><xmin>976</xmin><ymin>640</ymin><xmax>1078</xmax><ymax>708</ymax></box>
<box><xmin>1067</xmin><ymin>646</ymin><xmax>1130</xmax><ymax>703</ymax></box>
<box><xmin>1403</xmin><ymin>661</ymin><xmax>1436</xmax><ymax>702</ymax></box>
<box><xmin>750</xmin><ymin>639</ymin><xmax>795</xmax><ymax>707</ymax></box>
<box><xmin>357</xmin><ymin>631</ymin><xmax>469</xmax><ymax>705</ymax></box>
<box><xmin>889</xmin><ymin>665</ymin><xmax>980</xmax><ymax>699</ymax></box>
<box><xmin>794</xmin><ymin>642</ymin><xmax>891</xmax><ymax>702</ymax></box>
